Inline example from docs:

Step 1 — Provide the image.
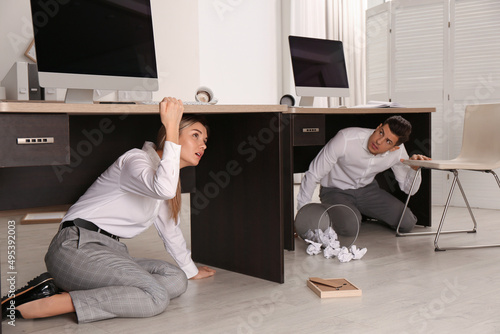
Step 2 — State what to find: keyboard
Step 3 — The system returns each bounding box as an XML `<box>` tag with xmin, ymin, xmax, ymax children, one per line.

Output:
<box><xmin>141</xmin><ymin>101</ymin><xmax>213</xmax><ymax>105</ymax></box>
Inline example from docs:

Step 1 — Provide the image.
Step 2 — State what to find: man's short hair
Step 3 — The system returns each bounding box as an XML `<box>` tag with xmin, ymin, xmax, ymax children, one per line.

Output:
<box><xmin>383</xmin><ymin>115</ymin><xmax>411</xmax><ymax>145</ymax></box>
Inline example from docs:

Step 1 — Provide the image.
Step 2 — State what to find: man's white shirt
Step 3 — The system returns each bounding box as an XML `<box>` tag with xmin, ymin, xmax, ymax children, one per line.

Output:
<box><xmin>296</xmin><ymin>127</ymin><xmax>421</xmax><ymax>211</ymax></box>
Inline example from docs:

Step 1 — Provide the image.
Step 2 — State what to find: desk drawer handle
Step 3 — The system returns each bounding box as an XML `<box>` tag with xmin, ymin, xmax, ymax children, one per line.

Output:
<box><xmin>302</xmin><ymin>128</ymin><xmax>320</xmax><ymax>133</ymax></box>
<box><xmin>17</xmin><ymin>137</ymin><xmax>54</xmax><ymax>144</ymax></box>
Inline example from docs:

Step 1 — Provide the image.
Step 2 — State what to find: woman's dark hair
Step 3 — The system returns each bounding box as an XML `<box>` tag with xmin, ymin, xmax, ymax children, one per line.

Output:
<box><xmin>383</xmin><ymin>115</ymin><xmax>411</xmax><ymax>145</ymax></box>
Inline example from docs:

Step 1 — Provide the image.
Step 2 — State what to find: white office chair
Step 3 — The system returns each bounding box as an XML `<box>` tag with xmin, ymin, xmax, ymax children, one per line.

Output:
<box><xmin>396</xmin><ymin>103</ymin><xmax>500</xmax><ymax>250</ymax></box>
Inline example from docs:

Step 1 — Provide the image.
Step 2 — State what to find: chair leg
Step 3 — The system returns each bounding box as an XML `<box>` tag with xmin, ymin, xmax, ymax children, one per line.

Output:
<box><xmin>487</xmin><ymin>170</ymin><xmax>500</xmax><ymax>188</ymax></box>
<box><xmin>434</xmin><ymin>170</ymin><xmax>500</xmax><ymax>250</ymax></box>
<box><xmin>396</xmin><ymin>169</ymin><xmax>475</xmax><ymax>238</ymax></box>
<box><xmin>396</xmin><ymin>168</ymin><xmax>431</xmax><ymax>236</ymax></box>
<box><xmin>434</xmin><ymin>170</ymin><xmax>475</xmax><ymax>250</ymax></box>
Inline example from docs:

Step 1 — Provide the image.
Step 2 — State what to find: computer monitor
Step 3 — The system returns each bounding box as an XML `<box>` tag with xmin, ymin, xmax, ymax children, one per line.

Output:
<box><xmin>288</xmin><ymin>35</ymin><xmax>349</xmax><ymax>106</ymax></box>
<box><xmin>29</xmin><ymin>0</ymin><xmax>158</xmax><ymax>104</ymax></box>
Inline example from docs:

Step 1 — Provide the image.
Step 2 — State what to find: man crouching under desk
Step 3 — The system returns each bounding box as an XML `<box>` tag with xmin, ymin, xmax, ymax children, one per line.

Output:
<box><xmin>296</xmin><ymin>115</ymin><xmax>431</xmax><ymax>238</ymax></box>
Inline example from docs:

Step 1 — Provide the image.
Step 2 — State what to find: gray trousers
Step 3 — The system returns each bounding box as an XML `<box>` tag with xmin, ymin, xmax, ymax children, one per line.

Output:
<box><xmin>319</xmin><ymin>180</ymin><xmax>417</xmax><ymax>236</ymax></box>
<box><xmin>45</xmin><ymin>226</ymin><xmax>188</xmax><ymax>323</ymax></box>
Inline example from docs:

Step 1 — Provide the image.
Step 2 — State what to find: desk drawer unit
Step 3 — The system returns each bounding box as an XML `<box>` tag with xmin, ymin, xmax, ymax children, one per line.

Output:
<box><xmin>0</xmin><ymin>113</ymin><xmax>69</xmax><ymax>167</ymax></box>
<box><xmin>292</xmin><ymin>114</ymin><xmax>325</xmax><ymax>146</ymax></box>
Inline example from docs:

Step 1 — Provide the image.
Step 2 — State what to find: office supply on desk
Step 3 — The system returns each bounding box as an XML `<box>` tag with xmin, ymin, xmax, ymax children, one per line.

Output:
<box><xmin>141</xmin><ymin>101</ymin><xmax>213</xmax><ymax>106</ymax></box>
<box><xmin>2</xmin><ymin>62</ymin><xmax>29</xmax><ymax>101</ymax></box>
<box><xmin>140</xmin><ymin>85</ymin><xmax>217</xmax><ymax>106</ymax></box>
<box><xmin>195</xmin><ymin>86</ymin><xmax>218</xmax><ymax>104</ymax></box>
<box><xmin>185</xmin><ymin>101</ymin><xmax>216</xmax><ymax>105</ymax></box>
<box><xmin>280</xmin><ymin>94</ymin><xmax>296</xmax><ymax>107</ymax></box>
<box><xmin>353</xmin><ymin>101</ymin><xmax>406</xmax><ymax>108</ymax></box>
<box><xmin>1</xmin><ymin>62</ymin><xmax>42</xmax><ymax>101</ymax></box>
<box><xmin>99</xmin><ymin>101</ymin><xmax>136</xmax><ymax>105</ymax></box>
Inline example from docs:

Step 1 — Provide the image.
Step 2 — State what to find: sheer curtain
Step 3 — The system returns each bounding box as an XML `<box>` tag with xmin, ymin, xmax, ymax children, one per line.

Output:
<box><xmin>282</xmin><ymin>0</ymin><xmax>366</xmax><ymax>107</ymax></box>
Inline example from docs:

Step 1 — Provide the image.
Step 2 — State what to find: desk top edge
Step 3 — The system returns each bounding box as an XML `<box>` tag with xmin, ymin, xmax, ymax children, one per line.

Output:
<box><xmin>0</xmin><ymin>101</ymin><xmax>435</xmax><ymax>115</ymax></box>
<box><xmin>0</xmin><ymin>101</ymin><xmax>287</xmax><ymax>114</ymax></box>
<box><xmin>286</xmin><ymin>107</ymin><xmax>436</xmax><ymax>114</ymax></box>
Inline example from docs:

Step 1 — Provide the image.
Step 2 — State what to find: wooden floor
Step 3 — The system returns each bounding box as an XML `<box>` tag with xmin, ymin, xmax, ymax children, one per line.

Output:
<box><xmin>2</xmin><ymin>195</ymin><xmax>500</xmax><ymax>333</ymax></box>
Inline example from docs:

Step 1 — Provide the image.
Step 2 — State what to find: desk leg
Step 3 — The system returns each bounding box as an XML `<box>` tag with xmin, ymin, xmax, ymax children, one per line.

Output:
<box><xmin>190</xmin><ymin>113</ymin><xmax>284</xmax><ymax>283</ymax></box>
<box><xmin>281</xmin><ymin>114</ymin><xmax>295</xmax><ymax>251</ymax></box>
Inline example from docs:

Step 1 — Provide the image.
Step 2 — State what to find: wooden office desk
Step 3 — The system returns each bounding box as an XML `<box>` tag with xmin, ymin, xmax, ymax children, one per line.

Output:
<box><xmin>0</xmin><ymin>101</ymin><xmax>288</xmax><ymax>283</ymax></box>
<box><xmin>0</xmin><ymin>102</ymin><xmax>434</xmax><ymax>283</ymax></box>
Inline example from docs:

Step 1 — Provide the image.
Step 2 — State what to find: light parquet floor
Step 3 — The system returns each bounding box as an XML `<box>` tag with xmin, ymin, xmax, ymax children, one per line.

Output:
<box><xmin>2</xmin><ymin>198</ymin><xmax>500</xmax><ymax>333</ymax></box>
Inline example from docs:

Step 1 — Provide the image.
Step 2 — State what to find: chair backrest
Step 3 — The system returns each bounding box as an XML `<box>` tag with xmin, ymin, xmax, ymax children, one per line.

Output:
<box><xmin>457</xmin><ymin>103</ymin><xmax>500</xmax><ymax>165</ymax></box>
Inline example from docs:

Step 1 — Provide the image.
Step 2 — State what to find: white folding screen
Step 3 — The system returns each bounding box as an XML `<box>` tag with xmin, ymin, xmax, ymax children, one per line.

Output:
<box><xmin>366</xmin><ymin>2</ymin><xmax>391</xmax><ymax>102</ymax></box>
<box><xmin>366</xmin><ymin>0</ymin><xmax>500</xmax><ymax>208</ymax></box>
<box><xmin>367</xmin><ymin>0</ymin><xmax>449</xmax><ymax>205</ymax></box>
<box><xmin>451</xmin><ymin>0</ymin><xmax>500</xmax><ymax>155</ymax></box>
<box><xmin>448</xmin><ymin>0</ymin><xmax>500</xmax><ymax>208</ymax></box>
<box><xmin>391</xmin><ymin>0</ymin><xmax>448</xmax><ymax>104</ymax></box>
<box><xmin>393</xmin><ymin>0</ymin><xmax>449</xmax><ymax>205</ymax></box>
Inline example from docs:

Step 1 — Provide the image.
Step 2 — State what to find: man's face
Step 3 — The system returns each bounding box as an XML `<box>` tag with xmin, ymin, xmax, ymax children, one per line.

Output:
<box><xmin>367</xmin><ymin>123</ymin><xmax>400</xmax><ymax>155</ymax></box>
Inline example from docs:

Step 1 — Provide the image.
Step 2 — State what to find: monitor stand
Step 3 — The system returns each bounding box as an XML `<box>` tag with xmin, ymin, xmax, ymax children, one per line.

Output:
<box><xmin>299</xmin><ymin>96</ymin><xmax>314</xmax><ymax>107</ymax></box>
<box><xmin>65</xmin><ymin>88</ymin><xmax>94</xmax><ymax>104</ymax></box>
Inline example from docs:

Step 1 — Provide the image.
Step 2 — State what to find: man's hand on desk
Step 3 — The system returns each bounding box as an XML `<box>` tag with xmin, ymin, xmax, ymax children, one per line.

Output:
<box><xmin>190</xmin><ymin>266</ymin><xmax>216</xmax><ymax>279</ymax></box>
<box><xmin>401</xmin><ymin>154</ymin><xmax>432</xmax><ymax>170</ymax></box>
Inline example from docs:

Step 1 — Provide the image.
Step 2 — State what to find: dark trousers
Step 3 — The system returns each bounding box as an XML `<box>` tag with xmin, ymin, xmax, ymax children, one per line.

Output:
<box><xmin>319</xmin><ymin>180</ymin><xmax>417</xmax><ymax>236</ymax></box>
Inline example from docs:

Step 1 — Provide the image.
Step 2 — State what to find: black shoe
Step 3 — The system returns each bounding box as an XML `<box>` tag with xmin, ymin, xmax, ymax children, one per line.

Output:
<box><xmin>2</xmin><ymin>272</ymin><xmax>60</xmax><ymax>321</ymax></box>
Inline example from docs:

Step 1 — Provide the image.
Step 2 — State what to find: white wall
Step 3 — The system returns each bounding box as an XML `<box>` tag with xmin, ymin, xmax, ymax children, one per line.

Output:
<box><xmin>0</xmin><ymin>0</ymin><xmax>200</xmax><ymax>101</ymax></box>
<box><xmin>0</xmin><ymin>1</ymin><xmax>281</xmax><ymax>105</ymax></box>
<box><xmin>0</xmin><ymin>0</ymin><xmax>33</xmax><ymax>81</ymax></box>
<box><xmin>150</xmin><ymin>0</ymin><xmax>200</xmax><ymax>101</ymax></box>
<box><xmin>198</xmin><ymin>0</ymin><xmax>281</xmax><ymax>104</ymax></box>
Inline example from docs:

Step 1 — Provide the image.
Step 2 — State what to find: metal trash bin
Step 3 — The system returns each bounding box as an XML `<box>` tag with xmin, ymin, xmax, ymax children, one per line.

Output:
<box><xmin>294</xmin><ymin>203</ymin><xmax>360</xmax><ymax>248</ymax></box>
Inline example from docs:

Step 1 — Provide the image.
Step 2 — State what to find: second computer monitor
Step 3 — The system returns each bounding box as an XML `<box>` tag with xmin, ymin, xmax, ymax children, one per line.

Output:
<box><xmin>289</xmin><ymin>35</ymin><xmax>349</xmax><ymax>106</ymax></box>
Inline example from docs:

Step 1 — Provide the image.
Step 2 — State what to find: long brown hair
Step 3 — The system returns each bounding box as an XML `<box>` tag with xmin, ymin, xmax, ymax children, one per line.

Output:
<box><xmin>156</xmin><ymin>115</ymin><xmax>209</xmax><ymax>221</ymax></box>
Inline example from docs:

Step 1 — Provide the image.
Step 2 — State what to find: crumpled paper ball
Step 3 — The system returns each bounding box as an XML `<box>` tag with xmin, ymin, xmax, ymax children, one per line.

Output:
<box><xmin>303</xmin><ymin>228</ymin><xmax>367</xmax><ymax>262</ymax></box>
<box><xmin>351</xmin><ymin>245</ymin><xmax>367</xmax><ymax>260</ymax></box>
<box><xmin>304</xmin><ymin>239</ymin><xmax>322</xmax><ymax>255</ymax></box>
<box><xmin>323</xmin><ymin>245</ymin><xmax>341</xmax><ymax>259</ymax></box>
<box><xmin>337</xmin><ymin>247</ymin><xmax>354</xmax><ymax>263</ymax></box>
